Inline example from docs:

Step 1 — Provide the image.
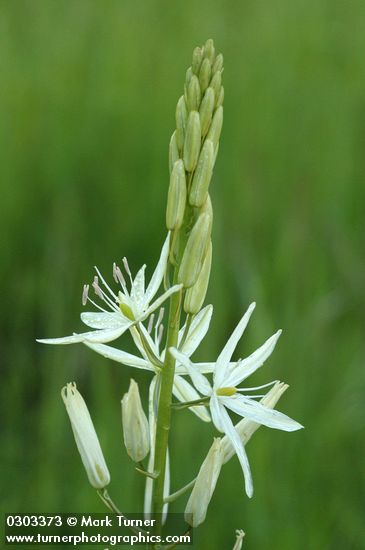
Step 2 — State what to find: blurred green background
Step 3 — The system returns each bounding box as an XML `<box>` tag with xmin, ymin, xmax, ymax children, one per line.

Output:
<box><xmin>1</xmin><ymin>1</ymin><xmax>364</xmax><ymax>548</ymax></box>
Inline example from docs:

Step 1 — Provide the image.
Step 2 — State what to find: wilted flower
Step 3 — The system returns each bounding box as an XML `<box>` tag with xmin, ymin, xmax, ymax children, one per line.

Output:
<box><xmin>185</xmin><ymin>438</ymin><xmax>224</xmax><ymax>527</ymax></box>
<box><xmin>121</xmin><ymin>379</ymin><xmax>150</xmax><ymax>462</ymax></box>
<box><xmin>61</xmin><ymin>383</ymin><xmax>110</xmax><ymax>489</ymax></box>
<box><xmin>232</xmin><ymin>530</ymin><xmax>245</xmax><ymax>550</ymax></box>
<box><xmin>37</xmin><ymin>233</ymin><xmax>181</xmax><ymax>346</ymax></box>
<box><xmin>171</xmin><ymin>302</ymin><xmax>303</xmax><ymax>497</ymax></box>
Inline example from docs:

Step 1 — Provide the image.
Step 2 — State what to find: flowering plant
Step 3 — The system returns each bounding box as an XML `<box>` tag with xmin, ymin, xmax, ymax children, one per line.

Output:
<box><xmin>38</xmin><ymin>39</ymin><xmax>303</xmax><ymax>548</ymax></box>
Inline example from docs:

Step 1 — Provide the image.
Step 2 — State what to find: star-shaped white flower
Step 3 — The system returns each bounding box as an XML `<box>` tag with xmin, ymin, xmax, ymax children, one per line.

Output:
<box><xmin>37</xmin><ymin>233</ymin><xmax>181</xmax><ymax>346</ymax></box>
<box><xmin>171</xmin><ymin>302</ymin><xmax>303</xmax><ymax>497</ymax></box>
<box><xmin>84</xmin><ymin>305</ymin><xmax>214</xmax><ymax>422</ymax></box>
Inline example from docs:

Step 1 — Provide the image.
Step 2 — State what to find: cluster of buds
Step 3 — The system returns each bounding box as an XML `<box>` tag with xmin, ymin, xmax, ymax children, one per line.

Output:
<box><xmin>166</xmin><ymin>39</ymin><xmax>224</xmax><ymax>314</ymax></box>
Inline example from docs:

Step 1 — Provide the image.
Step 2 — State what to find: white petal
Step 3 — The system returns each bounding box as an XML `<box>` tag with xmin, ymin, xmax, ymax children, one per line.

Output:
<box><xmin>173</xmin><ymin>375</ymin><xmax>211</xmax><ymax>422</ymax></box>
<box><xmin>81</xmin><ymin>311</ymin><xmax>128</xmax><ymax>329</ymax></box>
<box><xmin>131</xmin><ymin>265</ymin><xmax>146</xmax><ymax>307</ymax></box>
<box><xmin>138</xmin><ymin>321</ymin><xmax>160</xmax><ymax>358</ymax></box>
<box><xmin>217</xmin><ymin>401</ymin><xmax>253</xmax><ymax>497</ymax></box>
<box><xmin>144</xmin><ymin>233</ymin><xmax>170</xmax><ymax>304</ymax></box>
<box><xmin>83</xmin><ymin>342</ymin><xmax>152</xmax><ymax>371</ymax></box>
<box><xmin>221</xmin><ymin>394</ymin><xmax>304</xmax><ymax>432</ymax></box>
<box><xmin>163</xmin><ymin>448</ymin><xmax>170</xmax><ymax>524</ymax></box>
<box><xmin>37</xmin><ymin>325</ymin><xmax>128</xmax><ymax>345</ymax></box>
<box><xmin>214</xmin><ymin>303</ymin><xmax>256</xmax><ymax>388</ymax></box>
<box><xmin>142</xmin><ymin>284</ymin><xmax>182</xmax><ymax>320</ymax></box>
<box><xmin>144</xmin><ymin>377</ymin><xmax>158</xmax><ymax>517</ymax></box>
<box><xmin>210</xmin><ymin>394</ymin><xmax>226</xmax><ymax>433</ymax></box>
<box><xmin>226</xmin><ymin>330</ymin><xmax>282</xmax><ymax>387</ymax></box>
<box><xmin>176</xmin><ymin>361</ymin><xmax>217</xmax><ymax>375</ymax></box>
<box><xmin>170</xmin><ymin>348</ymin><xmax>211</xmax><ymax>396</ymax></box>
<box><xmin>179</xmin><ymin>305</ymin><xmax>213</xmax><ymax>357</ymax></box>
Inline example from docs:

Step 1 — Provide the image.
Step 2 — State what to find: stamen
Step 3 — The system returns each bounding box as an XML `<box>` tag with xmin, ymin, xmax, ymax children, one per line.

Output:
<box><xmin>237</xmin><ymin>380</ymin><xmax>278</xmax><ymax>392</ymax></box>
<box><xmin>122</xmin><ymin>257</ymin><xmax>132</xmax><ymax>282</ymax></box>
<box><xmin>92</xmin><ymin>276</ymin><xmax>104</xmax><ymax>299</ymax></box>
<box><xmin>157</xmin><ymin>324</ymin><xmax>164</xmax><ymax>346</ymax></box>
<box><xmin>113</xmin><ymin>262</ymin><xmax>126</xmax><ymax>287</ymax></box>
<box><xmin>94</xmin><ymin>266</ymin><xmax>117</xmax><ymax>299</ymax></box>
<box><xmin>155</xmin><ymin>307</ymin><xmax>165</xmax><ymax>330</ymax></box>
<box><xmin>147</xmin><ymin>314</ymin><xmax>155</xmax><ymax>334</ymax></box>
<box><xmin>82</xmin><ymin>284</ymin><xmax>89</xmax><ymax>306</ymax></box>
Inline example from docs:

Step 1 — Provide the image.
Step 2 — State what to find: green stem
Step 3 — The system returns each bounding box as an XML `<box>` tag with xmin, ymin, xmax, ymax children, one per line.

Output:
<box><xmin>163</xmin><ymin>477</ymin><xmax>196</xmax><ymax>504</ymax></box>
<box><xmin>151</xmin><ymin>272</ymin><xmax>182</xmax><ymax>535</ymax></box>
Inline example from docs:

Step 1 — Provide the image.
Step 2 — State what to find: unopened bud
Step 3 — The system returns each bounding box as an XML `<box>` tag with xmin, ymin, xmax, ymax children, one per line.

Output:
<box><xmin>199</xmin><ymin>87</ymin><xmax>215</xmax><ymax>137</ymax></box>
<box><xmin>207</xmin><ymin>106</ymin><xmax>223</xmax><ymax>148</ymax></box>
<box><xmin>204</xmin><ymin>38</ymin><xmax>215</xmax><ymax>64</ymax></box>
<box><xmin>187</xmin><ymin>75</ymin><xmax>201</xmax><ymax>112</ymax></box>
<box><xmin>216</xmin><ymin>85</ymin><xmax>224</xmax><ymax>108</ymax></box>
<box><xmin>210</xmin><ymin>70</ymin><xmax>222</xmax><ymax>98</ymax></box>
<box><xmin>183</xmin><ymin>111</ymin><xmax>201</xmax><ymax>172</ymax></box>
<box><xmin>175</xmin><ymin>96</ymin><xmax>187</xmax><ymax>152</ymax></box>
<box><xmin>121</xmin><ymin>379</ymin><xmax>150</xmax><ymax>463</ymax></box>
<box><xmin>61</xmin><ymin>383</ymin><xmax>110</xmax><ymax>489</ymax></box>
<box><xmin>185</xmin><ymin>66</ymin><xmax>193</xmax><ymax>86</ymax></box>
<box><xmin>199</xmin><ymin>58</ymin><xmax>212</xmax><ymax>93</ymax></box>
<box><xmin>200</xmin><ymin>194</ymin><xmax>213</xmax><ymax>226</ymax></box>
<box><xmin>189</xmin><ymin>140</ymin><xmax>215</xmax><ymax>207</ymax></box>
<box><xmin>185</xmin><ymin>438</ymin><xmax>223</xmax><ymax>527</ymax></box>
<box><xmin>178</xmin><ymin>212</ymin><xmax>212</xmax><ymax>288</ymax></box>
<box><xmin>166</xmin><ymin>160</ymin><xmax>187</xmax><ymax>230</ymax></box>
<box><xmin>184</xmin><ymin>241</ymin><xmax>212</xmax><ymax>314</ymax></box>
<box><xmin>192</xmin><ymin>47</ymin><xmax>203</xmax><ymax>74</ymax></box>
<box><xmin>213</xmin><ymin>53</ymin><xmax>224</xmax><ymax>73</ymax></box>
<box><xmin>169</xmin><ymin>131</ymin><xmax>180</xmax><ymax>174</ymax></box>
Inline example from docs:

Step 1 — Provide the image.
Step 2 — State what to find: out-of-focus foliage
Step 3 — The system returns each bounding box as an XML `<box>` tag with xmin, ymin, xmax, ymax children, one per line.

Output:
<box><xmin>1</xmin><ymin>1</ymin><xmax>364</xmax><ymax>548</ymax></box>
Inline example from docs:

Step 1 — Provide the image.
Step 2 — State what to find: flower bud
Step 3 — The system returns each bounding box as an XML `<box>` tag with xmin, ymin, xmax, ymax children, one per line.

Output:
<box><xmin>213</xmin><ymin>53</ymin><xmax>224</xmax><ymax>73</ymax></box>
<box><xmin>175</xmin><ymin>96</ymin><xmax>187</xmax><ymax>152</ymax></box>
<box><xmin>187</xmin><ymin>75</ymin><xmax>201</xmax><ymax>112</ymax></box>
<box><xmin>204</xmin><ymin>38</ymin><xmax>215</xmax><ymax>64</ymax></box>
<box><xmin>61</xmin><ymin>383</ymin><xmax>110</xmax><ymax>489</ymax></box>
<box><xmin>185</xmin><ymin>438</ymin><xmax>223</xmax><ymax>527</ymax></box>
<box><xmin>189</xmin><ymin>139</ymin><xmax>215</xmax><ymax>207</ymax></box>
<box><xmin>200</xmin><ymin>194</ymin><xmax>213</xmax><ymax>226</ymax></box>
<box><xmin>210</xmin><ymin>70</ymin><xmax>222</xmax><ymax>98</ymax></box>
<box><xmin>178</xmin><ymin>212</ymin><xmax>212</xmax><ymax>288</ymax></box>
<box><xmin>199</xmin><ymin>58</ymin><xmax>212</xmax><ymax>93</ymax></box>
<box><xmin>216</xmin><ymin>85</ymin><xmax>224</xmax><ymax>108</ymax></box>
<box><xmin>192</xmin><ymin>47</ymin><xmax>203</xmax><ymax>74</ymax></box>
<box><xmin>199</xmin><ymin>87</ymin><xmax>215</xmax><ymax>137</ymax></box>
<box><xmin>166</xmin><ymin>160</ymin><xmax>187</xmax><ymax>230</ymax></box>
<box><xmin>185</xmin><ymin>66</ymin><xmax>193</xmax><ymax>86</ymax></box>
<box><xmin>207</xmin><ymin>106</ymin><xmax>223</xmax><ymax>148</ymax></box>
<box><xmin>121</xmin><ymin>379</ymin><xmax>150</xmax><ymax>463</ymax></box>
<box><xmin>169</xmin><ymin>131</ymin><xmax>180</xmax><ymax>174</ymax></box>
<box><xmin>183</xmin><ymin>111</ymin><xmax>201</xmax><ymax>172</ymax></box>
<box><xmin>184</xmin><ymin>240</ymin><xmax>212</xmax><ymax>314</ymax></box>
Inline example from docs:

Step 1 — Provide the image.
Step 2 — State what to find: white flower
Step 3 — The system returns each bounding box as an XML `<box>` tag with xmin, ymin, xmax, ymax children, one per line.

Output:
<box><xmin>185</xmin><ymin>438</ymin><xmax>224</xmax><ymax>527</ymax></box>
<box><xmin>171</xmin><ymin>302</ymin><xmax>303</xmax><ymax>497</ymax></box>
<box><xmin>37</xmin><ymin>233</ymin><xmax>181</xmax><ymax>346</ymax></box>
<box><xmin>121</xmin><ymin>379</ymin><xmax>150</xmax><ymax>462</ymax></box>
<box><xmin>61</xmin><ymin>382</ymin><xmax>110</xmax><ymax>489</ymax></box>
<box><xmin>84</xmin><ymin>305</ymin><xmax>215</xmax><ymax>422</ymax></box>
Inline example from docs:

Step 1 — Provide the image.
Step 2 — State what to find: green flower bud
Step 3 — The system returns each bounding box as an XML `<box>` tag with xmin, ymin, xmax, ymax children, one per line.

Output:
<box><xmin>213</xmin><ymin>53</ymin><xmax>224</xmax><ymax>73</ymax></box>
<box><xmin>175</xmin><ymin>96</ymin><xmax>187</xmax><ymax>152</ymax></box>
<box><xmin>210</xmin><ymin>70</ymin><xmax>222</xmax><ymax>98</ymax></box>
<box><xmin>185</xmin><ymin>66</ymin><xmax>193</xmax><ymax>87</ymax></box>
<box><xmin>201</xmin><ymin>193</ymin><xmax>213</xmax><ymax>225</ymax></box>
<box><xmin>187</xmin><ymin>75</ymin><xmax>201</xmax><ymax>112</ymax></box>
<box><xmin>216</xmin><ymin>85</ymin><xmax>224</xmax><ymax>108</ymax></box>
<box><xmin>184</xmin><ymin>240</ymin><xmax>212</xmax><ymax>314</ymax></box>
<box><xmin>178</xmin><ymin>212</ymin><xmax>212</xmax><ymax>288</ymax></box>
<box><xmin>199</xmin><ymin>87</ymin><xmax>215</xmax><ymax>137</ymax></box>
<box><xmin>204</xmin><ymin>38</ymin><xmax>215</xmax><ymax>64</ymax></box>
<box><xmin>121</xmin><ymin>379</ymin><xmax>150</xmax><ymax>463</ymax></box>
<box><xmin>192</xmin><ymin>47</ymin><xmax>203</xmax><ymax>74</ymax></box>
<box><xmin>199</xmin><ymin>58</ymin><xmax>212</xmax><ymax>94</ymax></box>
<box><xmin>169</xmin><ymin>131</ymin><xmax>180</xmax><ymax>174</ymax></box>
<box><xmin>207</xmin><ymin>106</ymin><xmax>223</xmax><ymax>148</ymax></box>
<box><xmin>183</xmin><ymin>111</ymin><xmax>201</xmax><ymax>172</ymax></box>
<box><xmin>189</xmin><ymin>139</ymin><xmax>215</xmax><ymax>207</ymax></box>
<box><xmin>166</xmin><ymin>160</ymin><xmax>187</xmax><ymax>230</ymax></box>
